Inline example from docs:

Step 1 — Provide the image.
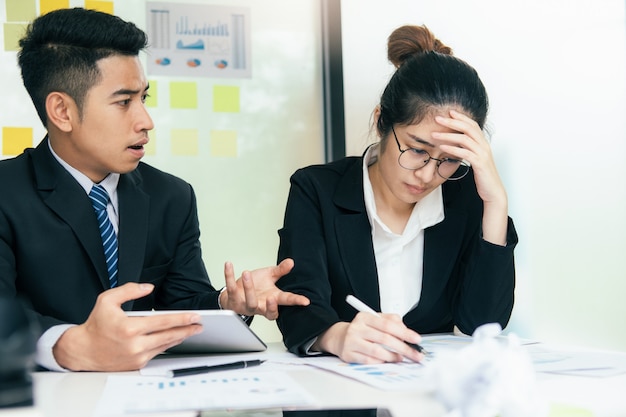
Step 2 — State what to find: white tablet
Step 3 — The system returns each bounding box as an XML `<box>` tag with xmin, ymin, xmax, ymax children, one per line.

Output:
<box><xmin>126</xmin><ymin>309</ymin><xmax>267</xmax><ymax>354</ymax></box>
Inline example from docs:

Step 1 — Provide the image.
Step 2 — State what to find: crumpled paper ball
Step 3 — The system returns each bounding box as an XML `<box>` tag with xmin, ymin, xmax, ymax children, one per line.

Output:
<box><xmin>425</xmin><ymin>323</ymin><xmax>548</xmax><ymax>417</ymax></box>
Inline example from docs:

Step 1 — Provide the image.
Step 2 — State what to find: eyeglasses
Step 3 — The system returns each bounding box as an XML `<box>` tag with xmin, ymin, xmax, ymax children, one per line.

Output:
<box><xmin>391</xmin><ymin>125</ymin><xmax>469</xmax><ymax>180</ymax></box>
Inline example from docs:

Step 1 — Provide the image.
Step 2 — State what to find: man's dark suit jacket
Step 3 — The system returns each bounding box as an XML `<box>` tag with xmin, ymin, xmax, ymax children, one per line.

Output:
<box><xmin>0</xmin><ymin>139</ymin><xmax>219</xmax><ymax>334</ymax></box>
<box><xmin>276</xmin><ymin>156</ymin><xmax>518</xmax><ymax>355</ymax></box>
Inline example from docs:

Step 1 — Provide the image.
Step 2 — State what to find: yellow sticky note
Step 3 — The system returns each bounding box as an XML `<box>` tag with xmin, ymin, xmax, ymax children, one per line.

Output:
<box><xmin>39</xmin><ymin>0</ymin><xmax>69</xmax><ymax>15</ymax></box>
<box><xmin>213</xmin><ymin>85</ymin><xmax>240</xmax><ymax>113</ymax></box>
<box><xmin>170</xmin><ymin>82</ymin><xmax>197</xmax><ymax>109</ymax></box>
<box><xmin>171</xmin><ymin>129</ymin><xmax>198</xmax><ymax>156</ymax></box>
<box><xmin>2</xmin><ymin>127</ymin><xmax>33</xmax><ymax>156</ymax></box>
<box><xmin>3</xmin><ymin>23</ymin><xmax>27</xmax><ymax>52</ymax></box>
<box><xmin>548</xmin><ymin>403</ymin><xmax>595</xmax><ymax>417</ymax></box>
<box><xmin>146</xmin><ymin>80</ymin><xmax>158</xmax><ymax>108</ymax></box>
<box><xmin>210</xmin><ymin>130</ymin><xmax>237</xmax><ymax>157</ymax></box>
<box><xmin>84</xmin><ymin>0</ymin><xmax>114</xmax><ymax>14</ymax></box>
<box><xmin>6</xmin><ymin>0</ymin><xmax>36</xmax><ymax>22</ymax></box>
<box><xmin>145</xmin><ymin>130</ymin><xmax>157</xmax><ymax>156</ymax></box>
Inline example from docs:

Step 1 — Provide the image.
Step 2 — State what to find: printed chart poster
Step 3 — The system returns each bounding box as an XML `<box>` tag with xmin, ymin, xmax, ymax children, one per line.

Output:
<box><xmin>146</xmin><ymin>2</ymin><xmax>251</xmax><ymax>78</ymax></box>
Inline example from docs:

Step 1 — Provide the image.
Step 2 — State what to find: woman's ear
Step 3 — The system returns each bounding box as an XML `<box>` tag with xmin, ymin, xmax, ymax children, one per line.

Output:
<box><xmin>373</xmin><ymin>105</ymin><xmax>381</xmax><ymax>126</ymax></box>
<box><xmin>45</xmin><ymin>92</ymin><xmax>76</xmax><ymax>133</ymax></box>
<box><xmin>371</xmin><ymin>105</ymin><xmax>386</xmax><ymax>142</ymax></box>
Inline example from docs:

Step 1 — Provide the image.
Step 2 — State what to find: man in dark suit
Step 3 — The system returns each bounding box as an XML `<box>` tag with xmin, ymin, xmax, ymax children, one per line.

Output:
<box><xmin>0</xmin><ymin>8</ymin><xmax>308</xmax><ymax>372</ymax></box>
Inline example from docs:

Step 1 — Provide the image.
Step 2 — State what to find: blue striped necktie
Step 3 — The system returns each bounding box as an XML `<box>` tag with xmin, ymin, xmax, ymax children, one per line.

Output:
<box><xmin>89</xmin><ymin>185</ymin><xmax>118</xmax><ymax>288</ymax></box>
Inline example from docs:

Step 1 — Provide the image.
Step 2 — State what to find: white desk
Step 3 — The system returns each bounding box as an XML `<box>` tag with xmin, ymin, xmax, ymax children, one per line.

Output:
<box><xmin>4</xmin><ymin>342</ymin><xmax>626</xmax><ymax>417</ymax></box>
<box><xmin>3</xmin><ymin>343</ymin><xmax>446</xmax><ymax>417</ymax></box>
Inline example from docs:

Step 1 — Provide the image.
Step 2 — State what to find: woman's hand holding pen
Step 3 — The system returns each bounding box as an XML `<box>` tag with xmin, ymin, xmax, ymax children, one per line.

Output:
<box><xmin>434</xmin><ymin>109</ymin><xmax>509</xmax><ymax>246</ymax></box>
<box><xmin>313</xmin><ymin>313</ymin><xmax>424</xmax><ymax>364</ymax></box>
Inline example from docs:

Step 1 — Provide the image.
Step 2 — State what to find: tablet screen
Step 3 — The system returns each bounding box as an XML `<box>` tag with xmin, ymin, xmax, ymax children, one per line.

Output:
<box><xmin>126</xmin><ymin>309</ymin><xmax>267</xmax><ymax>354</ymax></box>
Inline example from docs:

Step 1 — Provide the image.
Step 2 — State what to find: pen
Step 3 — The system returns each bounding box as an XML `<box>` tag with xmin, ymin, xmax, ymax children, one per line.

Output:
<box><xmin>345</xmin><ymin>294</ymin><xmax>428</xmax><ymax>355</ymax></box>
<box><xmin>167</xmin><ymin>359</ymin><xmax>265</xmax><ymax>378</ymax></box>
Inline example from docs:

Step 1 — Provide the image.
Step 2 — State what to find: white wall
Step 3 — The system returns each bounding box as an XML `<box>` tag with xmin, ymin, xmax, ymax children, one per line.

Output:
<box><xmin>341</xmin><ymin>0</ymin><xmax>626</xmax><ymax>350</ymax></box>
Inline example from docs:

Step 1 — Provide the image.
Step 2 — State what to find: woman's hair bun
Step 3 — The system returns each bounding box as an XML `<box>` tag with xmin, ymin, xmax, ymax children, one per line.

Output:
<box><xmin>387</xmin><ymin>24</ymin><xmax>452</xmax><ymax>68</ymax></box>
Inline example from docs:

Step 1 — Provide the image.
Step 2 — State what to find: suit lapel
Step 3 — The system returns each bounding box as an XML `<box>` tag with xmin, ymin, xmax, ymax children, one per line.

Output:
<box><xmin>333</xmin><ymin>159</ymin><xmax>381</xmax><ymax>311</ymax></box>
<box><xmin>417</xmin><ymin>208</ymin><xmax>467</xmax><ymax>312</ymax></box>
<box><xmin>30</xmin><ymin>140</ymin><xmax>110</xmax><ymax>289</ymax></box>
<box><xmin>116</xmin><ymin>169</ymin><xmax>149</xmax><ymax>287</ymax></box>
<box><xmin>405</xmin><ymin>181</ymin><xmax>468</xmax><ymax>321</ymax></box>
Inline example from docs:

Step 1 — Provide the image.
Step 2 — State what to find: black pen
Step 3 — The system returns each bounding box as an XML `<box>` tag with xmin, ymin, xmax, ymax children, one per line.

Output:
<box><xmin>346</xmin><ymin>295</ymin><xmax>429</xmax><ymax>356</ymax></box>
<box><xmin>167</xmin><ymin>359</ymin><xmax>265</xmax><ymax>378</ymax></box>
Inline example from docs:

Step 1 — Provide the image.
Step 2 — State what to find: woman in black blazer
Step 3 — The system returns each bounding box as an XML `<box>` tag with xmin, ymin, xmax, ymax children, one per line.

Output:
<box><xmin>276</xmin><ymin>25</ymin><xmax>518</xmax><ymax>364</ymax></box>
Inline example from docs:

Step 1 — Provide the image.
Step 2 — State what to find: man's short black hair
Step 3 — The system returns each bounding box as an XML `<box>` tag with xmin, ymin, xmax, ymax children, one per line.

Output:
<box><xmin>17</xmin><ymin>8</ymin><xmax>148</xmax><ymax>126</ymax></box>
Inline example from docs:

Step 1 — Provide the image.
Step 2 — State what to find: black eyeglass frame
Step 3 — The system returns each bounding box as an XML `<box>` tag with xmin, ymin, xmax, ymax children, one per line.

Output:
<box><xmin>390</xmin><ymin>125</ymin><xmax>470</xmax><ymax>181</ymax></box>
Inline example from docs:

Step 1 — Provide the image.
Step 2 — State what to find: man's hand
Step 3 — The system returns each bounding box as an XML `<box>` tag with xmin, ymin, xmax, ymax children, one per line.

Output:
<box><xmin>219</xmin><ymin>258</ymin><xmax>310</xmax><ymax>320</ymax></box>
<box><xmin>53</xmin><ymin>283</ymin><xmax>203</xmax><ymax>371</ymax></box>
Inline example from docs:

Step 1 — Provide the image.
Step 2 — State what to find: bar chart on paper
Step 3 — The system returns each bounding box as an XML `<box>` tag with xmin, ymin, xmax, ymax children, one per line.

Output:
<box><xmin>94</xmin><ymin>372</ymin><xmax>314</xmax><ymax>415</ymax></box>
<box><xmin>147</xmin><ymin>2</ymin><xmax>250</xmax><ymax>78</ymax></box>
<box><xmin>304</xmin><ymin>357</ymin><xmax>430</xmax><ymax>391</ymax></box>
<box><xmin>174</xmin><ymin>16</ymin><xmax>230</xmax><ymax>37</ymax></box>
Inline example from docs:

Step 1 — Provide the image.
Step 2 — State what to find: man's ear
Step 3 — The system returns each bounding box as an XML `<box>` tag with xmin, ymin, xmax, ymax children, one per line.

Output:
<box><xmin>45</xmin><ymin>92</ymin><xmax>77</xmax><ymax>133</ymax></box>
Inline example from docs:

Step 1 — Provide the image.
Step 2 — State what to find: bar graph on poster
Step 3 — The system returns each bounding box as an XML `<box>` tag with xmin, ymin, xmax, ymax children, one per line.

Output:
<box><xmin>146</xmin><ymin>2</ymin><xmax>251</xmax><ymax>78</ymax></box>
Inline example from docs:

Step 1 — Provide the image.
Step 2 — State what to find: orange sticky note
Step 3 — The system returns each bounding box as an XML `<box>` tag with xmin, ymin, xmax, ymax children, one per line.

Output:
<box><xmin>2</xmin><ymin>127</ymin><xmax>33</xmax><ymax>156</ymax></box>
<box><xmin>84</xmin><ymin>0</ymin><xmax>114</xmax><ymax>14</ymax></box>
<box><xmin>39</xmin><ymin>0</ymin><xmax>70</xmax><ymax>16</ymax></box>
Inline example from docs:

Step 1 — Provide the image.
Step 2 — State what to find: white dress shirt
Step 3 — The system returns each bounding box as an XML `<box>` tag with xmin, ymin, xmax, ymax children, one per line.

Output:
<box><xmin>303</xmin><ymin>146</ymin><xmax>446</xmax><ymax>355</ymax></box>
<box><xmin>362</xmin><ymin>144</ymin><xmax>444</xmax><ymax>316</ymax></box>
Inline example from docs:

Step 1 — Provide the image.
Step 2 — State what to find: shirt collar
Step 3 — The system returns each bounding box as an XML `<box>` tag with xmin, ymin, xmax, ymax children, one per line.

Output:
<box><xmin>47</xmin><ymin>139</ymin><xmax>120</xmax><ymax>208</ymax></box>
